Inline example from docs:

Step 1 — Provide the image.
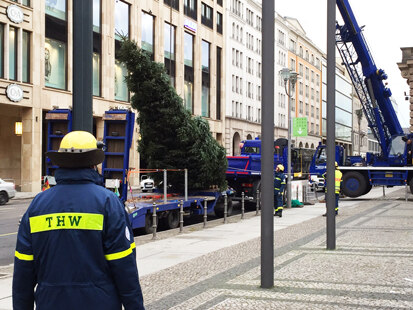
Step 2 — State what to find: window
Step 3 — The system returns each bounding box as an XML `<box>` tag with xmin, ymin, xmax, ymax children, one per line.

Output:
<box><xmin>46</xmin><ymin>0</ymin><xmax>66</xmax><ymax>20</ymax></box>
<box><xmin>93</xmin><ymin>0</ymin><xmax>101</xmax><ymax>96</ymax></box>
<box><xmin>216</xmin><ymin>47</ymin><xmax>221</xmax><ymax>120</ymax></box>
<box><xmin>164</xmin><ymin>23</ymin><xmax>176</xmax><ymax>86</ymax></box>
<box><xmin>45</xmin><ymin>0</ymin><xmax>67</xmax><ymax>89</ymax></box>
<box><xmin>142</xmin><ymin>12</ymin><xmax>154</xmax><ymax>59</ymax></box>
<box><xmin>22</xmin><ymin>31</ymin><xmax>30</xmax><ymax>83</ymax></box>
<box><xmin>0</xmin><ymin>24</ymin><xmax>3</xmax><ymax>78</ymax></box>
<box><xmin>201</xmin><ymin>3</ymin><xmax>213</xmax><ymax>29</ymax></box>
<box><xmin>305</xmin><ymin>67</ymin><xmax>309</xmax><ymax>80</ymax></box>
<box><xmin>164</xmin><ymin>0</ymin><xmax>179</xmax><ymax>10</ymax></box>
<box><xmin>184</xmin><ymin>32</ymin><xmax>194</xmax><ymax>113</ymax></box>
<box><xmin>114</xmin><ymin>0</ymin><xmax>129</xmax><ymax>101</ymax></box>
<box><xmin>289</xmin><ymin>39</ymin><xmax>296</xmax><ymax>53</ymax></box>
<box><xmin>184</xmin><ymin>0</ymin><xmax>197</xmax><ymax>20</ymax></box>
<box><xmin>9</xmin><ymin>27</ymin><xmax>17</xmax><ymax>81</ymax></box>
<box><xmin>217</xmin><ymin>12</ymin><xmax>223</xmax><ymax>34</ymax></box>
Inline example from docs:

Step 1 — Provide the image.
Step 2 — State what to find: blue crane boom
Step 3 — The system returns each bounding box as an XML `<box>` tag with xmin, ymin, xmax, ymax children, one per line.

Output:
<box><xmin>335</xmin><ymin>0</ymin><xmax>403</xmax><ymax>158</ymax></box>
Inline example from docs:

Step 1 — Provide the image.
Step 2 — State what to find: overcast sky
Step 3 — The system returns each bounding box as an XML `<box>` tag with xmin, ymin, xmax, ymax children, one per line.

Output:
<box><xmin>274</xmin><ymin>0</ymin><xmax>413</xmax><ymax>128</ymax></box>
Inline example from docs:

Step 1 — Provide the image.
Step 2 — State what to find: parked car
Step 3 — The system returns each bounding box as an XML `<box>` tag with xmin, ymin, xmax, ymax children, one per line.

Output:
<box><xmin>309</xmin><ymin>174</ymin><xmax>325</xmax><ymax>192</ymax></box>
<box><xmin>0</xmin><ymin>178</ymin><xmax>16</xmax><ymax>205</ymax></box>
<box><xmin>140</xmin><ymin>175</ymin><xmax>155</xmax><ymax>192</ymax></box>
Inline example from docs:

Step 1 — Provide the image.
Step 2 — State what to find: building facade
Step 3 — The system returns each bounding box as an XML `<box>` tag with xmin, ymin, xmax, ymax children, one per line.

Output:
<box><xmin>398</xmin><ymin>47</ymin><xmax>413</xmax><ymax>132</ymax></box>
<box><xmin>0</xmin><ymin>0</ymin><xmax>225</xmax><ymax>191</ymax></box>
<box><xmin>225</xmin><ymin>0</ymin><xmax>262</xmax><ymax>156</ymax></box>
<box><xmin>321</xmin><ymin>58</ymin><xmax>353</xmax><ymax>155</ymax></box>
<box><xmin>285</xmin><ymin>17</ymin><xmax>322</xmax><ymax>150</ymax></box>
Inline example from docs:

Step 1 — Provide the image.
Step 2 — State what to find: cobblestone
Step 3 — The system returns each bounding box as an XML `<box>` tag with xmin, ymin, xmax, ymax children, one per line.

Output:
<box><xmin>140</xmin><ymin>192</ymin><xmax>413</xmax><ymax>310</ymax></box>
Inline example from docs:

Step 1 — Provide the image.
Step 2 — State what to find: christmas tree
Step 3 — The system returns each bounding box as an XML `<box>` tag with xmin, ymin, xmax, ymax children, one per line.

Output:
<box><xmin>118</xmin><ymin>39</ymin><xmax>227</xmax><ymax>191</ymax></box>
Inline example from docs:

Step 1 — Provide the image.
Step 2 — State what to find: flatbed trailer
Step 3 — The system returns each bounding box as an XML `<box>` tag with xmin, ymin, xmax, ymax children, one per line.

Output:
<box><xmin>126</xmin><ymin>190</ymin><xmax>233</xmax><ymax>234</ymax></box>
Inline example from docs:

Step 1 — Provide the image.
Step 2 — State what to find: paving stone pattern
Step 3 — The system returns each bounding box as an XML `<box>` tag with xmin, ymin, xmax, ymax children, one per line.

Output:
<box><xmin>140</xmin><ymin>192</ymin><xmax>413</xmax><ymax>309</ymax></box>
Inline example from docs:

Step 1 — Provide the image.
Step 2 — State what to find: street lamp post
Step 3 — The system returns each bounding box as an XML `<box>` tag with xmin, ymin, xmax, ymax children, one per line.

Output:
<box><xmin>280</xmin><ymin>68</ymin><xmax>298</xmax><ymax>209</ymax></box>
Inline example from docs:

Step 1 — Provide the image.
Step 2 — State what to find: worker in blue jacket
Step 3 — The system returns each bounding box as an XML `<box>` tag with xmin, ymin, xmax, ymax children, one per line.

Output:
<box><xmin>274</xmin><ymin>164</ymin><xmax>286</xmax><ymax>217</ymax></box>
<box><xmin>13</xmin><ymin>131</ymin><xmax>145</xmax><ymax>310</ymax></box>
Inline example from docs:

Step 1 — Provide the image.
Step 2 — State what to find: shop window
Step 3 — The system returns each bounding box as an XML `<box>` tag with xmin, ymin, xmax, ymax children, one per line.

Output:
<box><xmin>0</xmin><ymin>24</ymin><xmax>3</xmax><ymax>78</ymax></box>
<box><xmin>114</xmin><ymin>0</ymin><xmax>129</xmax><ymax>101</ymax></box>
<box><xmin>45</xmin><ymin>38</ymin><xmax>66</xmax><ymax>89</ymax></box>
<box><xmin>45</xmin><ymin>0</ymin><xmax>67</xmax><ymax>89</ymax></box>
<box><xmin>45</xmin><ymin>0</ymin><xmax>66</xmax><ymax>20</ymax></box>
<box><xmin>9</xmin><ymin>27</ymin><xmax>17</xmax><ymax>81</ymax></box>
<box><xmin>93</xmin><ymin>0</ymin><xmax>101</xmax><ymax>96</ymax></box>
<box><xmin>22</xmin><ymin>30</ymin><xmax>30</xmax><ymax>83</ymax></box>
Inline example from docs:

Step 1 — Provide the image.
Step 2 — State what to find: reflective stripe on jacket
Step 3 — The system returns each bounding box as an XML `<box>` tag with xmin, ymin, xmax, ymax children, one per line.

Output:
<box><xmin>274</xmin><ymin>171</ymin><xmax>286</xmax><ymax>195</ymax></box>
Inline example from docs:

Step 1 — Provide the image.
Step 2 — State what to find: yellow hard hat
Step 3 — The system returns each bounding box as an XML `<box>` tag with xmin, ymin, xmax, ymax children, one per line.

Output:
<box><xmin>276</xmin><ymin>164</ymin><xmax>284</xmax><ymax>172</ymax></box>
<box><xmin>47</xmin><ymin>131</ymin><xmax>105</xmax><ymax>168</ymax></box>
<box><xmin>335</xmin><ymin>161</ymin><xmax>338</xmax><ymax>167</ymax></box>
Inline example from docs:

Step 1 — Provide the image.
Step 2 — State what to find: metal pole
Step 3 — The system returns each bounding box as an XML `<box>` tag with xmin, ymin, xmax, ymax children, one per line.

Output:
<box><xmin>287</xmin><ymin>81</ymin><xmax>292</xmax><ymax>209</ymax></box>
<box><xmin>326</xmin><ymin>0</ymin><xmax>336</xmax><ymax>250</ymax></box>
<box><xmin>224</xmin><ymin>194</ymin><xmax>228</xmax><ymax>224</ymax></box>
<box><xmin>261</xmin><ymin>0</ymin><xmax>275</xmax><ymax>288</ymax></box>
<box><xmin>383</xmin><ymin>186</ymin><xmax>385</xmax><ymax>198</ymax></box>
<box><xmin>184</xmin><ymin>169</ymin><xmax>188</xmax><ymax>201</ymax></box>
<box><xmin>203</xmin><ymin>198</ymin><xmax>207</xmax><ymax>228</ymax></box>
<box><xmin>72</xmin><ymin>0</ymin><xmax>93</xmax><ymax>132</ymax></box>
<box><xmin>179</xmin><ymin>199</ymin><xmax>184</xmax><ymax>233</ymax></box>
<box><xmin>405</xmin><ymin>182</ymin><xmax>408</xmax><ymax>202</ymax></box>
<box><xmin>241</xmin><ymin>192</ymin><xmax>245</xmax><ymax>219</ymax></box>
<box><xmin>163</xmin><ymin>169</ymin><xmax>167</xmax><ymax>204</ymax></box>
<box><xmin>152</xmin><ymin>202</ymin><xmax>157</xmax><ymax>240</ymax></box>
<box><xmin>256</xmin><ymin>189</ymin><xmax>260</xmax><ymax>215</ymax></box>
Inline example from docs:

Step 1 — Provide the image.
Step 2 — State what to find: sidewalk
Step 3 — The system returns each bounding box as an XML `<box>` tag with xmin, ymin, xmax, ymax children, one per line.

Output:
<box><xmin>1</xmin><ymin>186</ymin><xmax>412</xmax><ymax>309</ymax></box>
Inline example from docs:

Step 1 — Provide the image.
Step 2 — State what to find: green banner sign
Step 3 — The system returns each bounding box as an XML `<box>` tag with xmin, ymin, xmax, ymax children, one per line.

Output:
<box><xmin>293</xmin><ymin>117</ymin><xmax>308</xmax><ymax>137</ymax></box>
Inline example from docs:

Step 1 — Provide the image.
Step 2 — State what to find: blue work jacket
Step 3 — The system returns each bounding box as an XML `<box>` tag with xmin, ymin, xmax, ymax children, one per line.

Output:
<box><xmin>13</xmin><ymin>168</ymin><xmax>145</xmax><ymax>310</ymax></box>
<box><xmin>274</xmin><ymin>171</ymin><xmax>286</xmax><ymax>195</ymax></box>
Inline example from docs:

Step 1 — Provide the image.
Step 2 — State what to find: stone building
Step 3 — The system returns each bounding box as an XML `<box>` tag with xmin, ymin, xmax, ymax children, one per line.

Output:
<box><xmin>398</xmin><ymin>47</ymin><xmax>413</xmax><ymax>132</ymax></box>
<box><xmin>0</xmin><ymin>0</ymin><xmax>225</xmax><ymax>191</ymax></box>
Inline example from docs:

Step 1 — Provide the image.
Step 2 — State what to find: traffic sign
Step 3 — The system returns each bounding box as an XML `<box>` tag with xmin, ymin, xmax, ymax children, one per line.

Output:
<box><xmin>293</xmin><ymin>117</ymin><xmax>308</xmax><ymax>137</ymax></box>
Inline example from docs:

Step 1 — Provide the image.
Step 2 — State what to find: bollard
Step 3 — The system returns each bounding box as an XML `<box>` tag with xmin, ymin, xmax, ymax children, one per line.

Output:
<box><xmin>224</xmin><ymin>194</ymin><xmax>228</xmax><ymax>224</ymax></box>
<box><xmin>256</xmin><ymin>190</ymin><xmax>260</xmax><ymax>215</ymax></box>
<box><xmin>179</xmin><ymin>199</ymin><xmax>184</xmax><ymax>233</ymax></box>
<box><xmin>383</xmin><ymin>186</ymin><xmax>385</xmax><ymax>198</ymax></box>
<box><xmin>241</xmin><ymin>192</ymin><xmax>245</xmax><ymax>220</ymax></box>
<box><xmin>406</xmin><ymin>182</ymin><xmax>408</xmax><ymax>202</ymax></box>
<box><xmin>203</xmin><ymin>198</ymin><xmax>208</xmax><ymax>228</ymax></box>
<box><xmin>152</xmin><ymin>202</ymin><xmax>157</xmax><ymax>240</ymax></box>
<box><xmin>303</xmin><ymin>185</ymin><xmax>307</xmax><ymax>203</ymax></box>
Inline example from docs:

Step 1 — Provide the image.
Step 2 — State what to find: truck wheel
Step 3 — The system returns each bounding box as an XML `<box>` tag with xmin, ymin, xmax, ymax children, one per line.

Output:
<box><xmin>363</xmin><ymin>183</ymin><xmax>372</xmax><ymax>196</ymax></box>
<box><xmin>214</xmin><ymin>197</ymin><xmax>233</xmax><ymax>218</ymax></box>
<box><xmin>144</xmin><ymin>213</ymin><xmax>159</xmax><ymax>234</ymax></box>
<box><xmin>342</xmin><ymin>171</ymin><xmax>366</xmax><ymax>198</ymax></box>
<box><xmin>166</xmin><ymin>210</ymin><xmax>179</xmax><ymax>229</ymax></box>
<box><xmin>0</xmin><ymin>192</ymin><xmax>8</xmax><ymax>205</ymax></box>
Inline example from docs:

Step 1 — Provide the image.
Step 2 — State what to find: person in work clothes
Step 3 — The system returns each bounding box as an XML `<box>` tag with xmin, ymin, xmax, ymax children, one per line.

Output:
<box><xmin>274</xmin><ymin>164</ymin><xmax>286</xmax><ymax>217</ymax></box>
<box><xmin>323</xmin><ymin>161</ymin><xmax>342</xmax><ymax>216</ymax></box>
<box><xmin>13</xmin><ymin>131</ymin><xmax>145</xmax><ymax>310</ymax></box>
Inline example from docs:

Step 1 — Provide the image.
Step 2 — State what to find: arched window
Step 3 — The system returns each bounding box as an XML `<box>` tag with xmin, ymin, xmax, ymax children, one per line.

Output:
<box><xmin>233</xmin><ymin>132</ymin><xmax>241</xmax><ymax>155</ymax></box>
<box><xmin>305</xmin><ymin>142</ymin><xmax>309</xmax><ymax>148</ymax></box>
<box><xmin>247</xmin><ymin>134</ymin><xmax>252</xmax><ymax>140</ymax></box>
<box><xmin>299</xmin><ymin>142</ymin><xmax>303</xmax><ymax>148</ymax></box>
<box><xmin>311</xmin><ymin>143</ymin><xmax>315</xmax><ymax>149</ymax></box>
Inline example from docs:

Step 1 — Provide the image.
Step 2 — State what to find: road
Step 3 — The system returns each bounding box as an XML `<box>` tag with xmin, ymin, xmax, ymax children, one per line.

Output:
<box><xmin>0</xmin><ymin>199</ymin><xmax>30</xmax><ymax>266</ymax></box>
